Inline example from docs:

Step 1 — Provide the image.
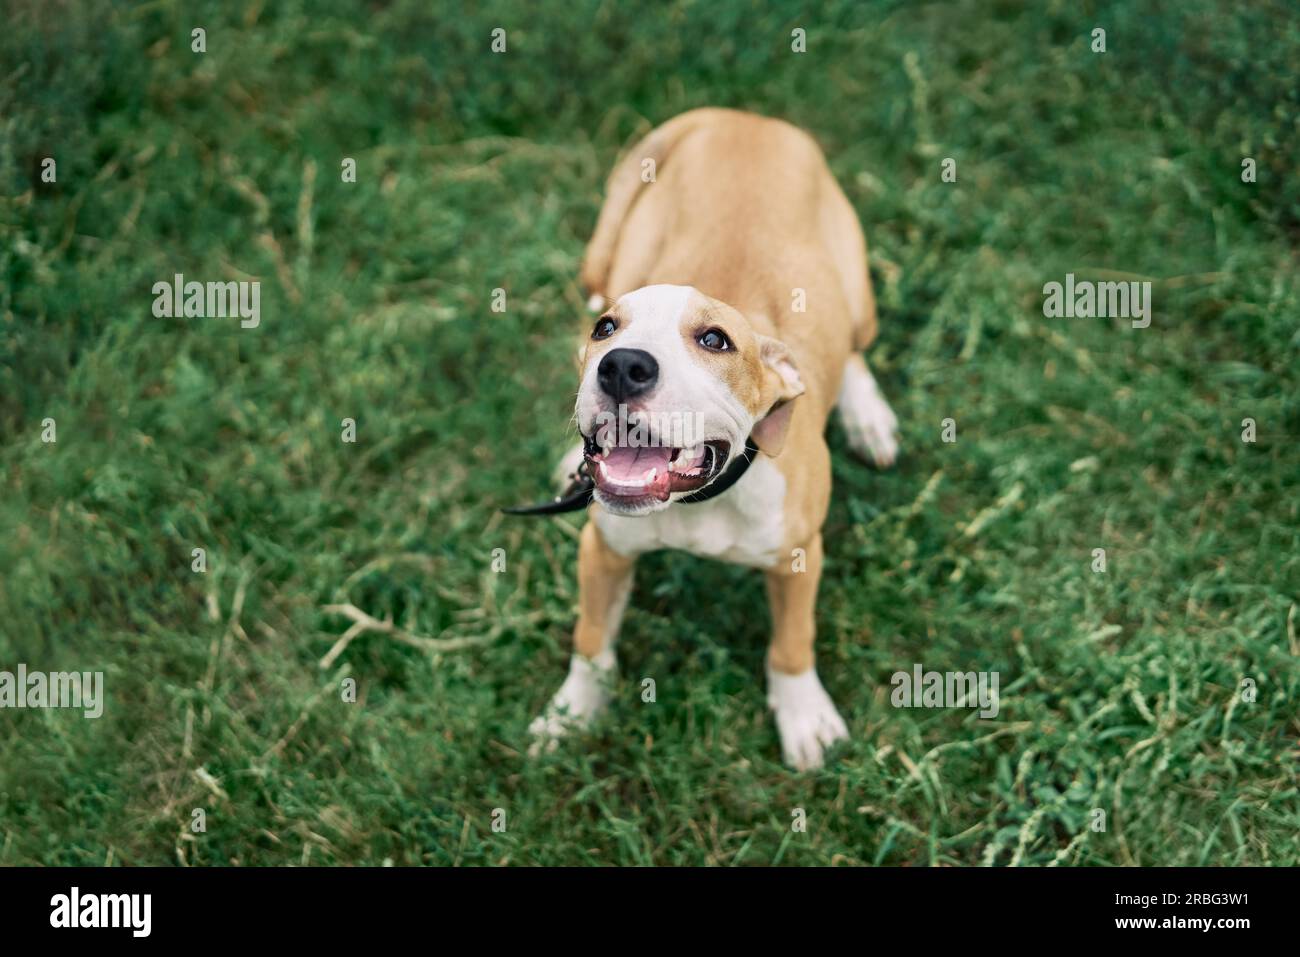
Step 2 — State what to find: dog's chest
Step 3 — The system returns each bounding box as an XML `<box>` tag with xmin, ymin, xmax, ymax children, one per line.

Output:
<box><xmin>593</xmin><ymin>458</ymin><xmax>786</xmax><ymax>568</ymax></box>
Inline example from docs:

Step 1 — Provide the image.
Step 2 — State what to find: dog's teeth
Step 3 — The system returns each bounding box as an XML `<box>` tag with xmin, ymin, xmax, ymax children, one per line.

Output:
<box><xmin>645</xmin><ymin>468</ymin><xmax>657</xmax><ymax>484</ymax></box>
<box><xmin>598</xmin><ymin>461</ymin><xmax>609</xmax><ymax>480</ymax></box>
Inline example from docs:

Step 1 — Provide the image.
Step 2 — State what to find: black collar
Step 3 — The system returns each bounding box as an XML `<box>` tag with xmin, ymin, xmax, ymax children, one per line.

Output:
<box><xmin>502</xmin><ymin>439</ymin><xmax>759</xmax><ymax>517</ymax></box>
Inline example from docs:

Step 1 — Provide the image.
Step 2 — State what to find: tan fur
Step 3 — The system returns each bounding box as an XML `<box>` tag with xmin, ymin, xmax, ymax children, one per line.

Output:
<box><xmin>554</xmin><ymin>109</ymin><xmax>888</xmax><ymax>769</ymax></box>
<box><xmin>765</xmin><ymin>532</ymin><xmax>824</xmax><ymax>675</ymax></box>
<box><xmin>574</xmin><ymin>521</ymin><xmax>635</xmax><ymax>660</ymax></box>
<box><xmin>578</xmin><ymin>107</ymin><xmax>874</xmax><ymax>567</ymax></box>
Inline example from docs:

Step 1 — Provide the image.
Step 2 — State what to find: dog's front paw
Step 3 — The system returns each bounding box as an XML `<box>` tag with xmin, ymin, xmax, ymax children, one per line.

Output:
<box><xmin>766</xmin><ymin>664</ymin><xmax>849</xmax><ymax>771</ymax></box>
<box><xmin>527</xmin><ymin>650</ymin><xmax>616</xmax><ymax>756</ymax></box>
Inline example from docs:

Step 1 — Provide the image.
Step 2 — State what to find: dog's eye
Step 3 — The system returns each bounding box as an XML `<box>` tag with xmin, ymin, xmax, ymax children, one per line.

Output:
<box><xmin>592</xmin><ymin>316</ymin><xmax>618</xmax><ymax>340</ymax></box>
<box><xmin>696</xmin><ymin>328</ymin><xmax>732</xmax><ymax>352</ymax></box>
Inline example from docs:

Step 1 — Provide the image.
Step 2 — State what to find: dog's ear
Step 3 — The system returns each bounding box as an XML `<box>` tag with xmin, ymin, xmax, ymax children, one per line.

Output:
<box><xmin>752</xmin><ymin>335</ymin><xmax>805</xmax><ymax>457</ymax></box>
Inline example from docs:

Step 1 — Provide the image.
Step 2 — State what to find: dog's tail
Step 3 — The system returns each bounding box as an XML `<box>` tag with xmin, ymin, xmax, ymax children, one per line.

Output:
<box><xmin>579</xmin><ymin>110</ymin><xmax>711</xmax><ymax>306</ymax></box>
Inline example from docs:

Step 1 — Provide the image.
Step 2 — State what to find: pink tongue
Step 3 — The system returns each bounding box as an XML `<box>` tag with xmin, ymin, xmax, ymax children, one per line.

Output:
<box><xmin>602</xmin><ymin>446</ymin><xmax>672</xmax><ymax>483</ymax></box>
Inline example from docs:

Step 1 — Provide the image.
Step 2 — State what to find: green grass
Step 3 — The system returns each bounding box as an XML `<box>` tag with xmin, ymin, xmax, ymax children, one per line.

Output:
<box><xmin>1</xmin><ymin>0</ymin><xmax>1297</xmax><ymax>866</ymax></box>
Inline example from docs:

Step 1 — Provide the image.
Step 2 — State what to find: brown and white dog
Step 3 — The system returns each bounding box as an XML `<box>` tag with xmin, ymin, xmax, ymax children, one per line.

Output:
<box><xmin>528</xmin><ymin>108</ymin><xmax>899</xmax><ymax>770</ymax></box>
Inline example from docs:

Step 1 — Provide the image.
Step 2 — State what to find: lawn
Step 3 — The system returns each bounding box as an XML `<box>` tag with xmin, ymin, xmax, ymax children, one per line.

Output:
<box><xmin>0</xmin><ymin>0</ymin><xmax>1297</xmax><ymax>866</ymax></box>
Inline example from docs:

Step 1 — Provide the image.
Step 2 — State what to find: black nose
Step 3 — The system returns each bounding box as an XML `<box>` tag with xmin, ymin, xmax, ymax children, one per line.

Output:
<box><xmin>597</xmin><ymin>348</ymin><xmax>659</xmax><ymax>402</ymax></box>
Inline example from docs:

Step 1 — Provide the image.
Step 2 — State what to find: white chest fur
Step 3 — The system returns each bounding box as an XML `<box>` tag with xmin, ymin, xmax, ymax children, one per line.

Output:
<box><xmin>593</xmin><ymin>457</ymin><xmax>787</xmax><ymax>569</ymax></box>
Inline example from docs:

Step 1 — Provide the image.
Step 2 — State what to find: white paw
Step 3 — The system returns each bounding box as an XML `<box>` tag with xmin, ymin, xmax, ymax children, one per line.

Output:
<box><xmin>527</xmin><ymin>650</ymin><xmax>616</xmax><ymax>756</ymax></box>
<box><xmin>766</xmin><ymin>664</ymin><xmax>849</xmax><ymax>771</ymax></box>
<box><xmin>837</xmin><ymin>357</ymin><xmax>899</xmax><ymax>468</ymax></box>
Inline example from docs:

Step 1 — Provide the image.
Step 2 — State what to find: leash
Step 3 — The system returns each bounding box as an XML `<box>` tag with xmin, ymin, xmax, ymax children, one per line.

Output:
<box><xmin>502</xmin><ymin>438</ymin><xmax>759</xmax><ymax>516</ymax></box>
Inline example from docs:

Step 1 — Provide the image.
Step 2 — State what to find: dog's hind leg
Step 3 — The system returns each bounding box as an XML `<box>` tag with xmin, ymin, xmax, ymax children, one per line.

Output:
<box><xmin>819</xmin><ymin>176</ymin><xmax>896</xmax><ymax>465</ymax></box>
<box><xmin>836</xmin><ymin>353</ymin><xmax>899</xmax><ymax>468</ymax></box>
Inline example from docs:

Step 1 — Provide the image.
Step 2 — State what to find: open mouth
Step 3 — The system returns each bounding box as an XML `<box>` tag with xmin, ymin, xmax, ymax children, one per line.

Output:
<box><xmin>583</xmin><ymin>432</ymin><xmax>730</xmax><ymax>504</ymax></box>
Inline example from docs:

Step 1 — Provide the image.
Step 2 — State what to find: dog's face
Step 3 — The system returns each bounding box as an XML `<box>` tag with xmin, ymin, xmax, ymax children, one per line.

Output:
<box><xmin>575</xmin><ymin>284</ymin><xmax>805</xmax><ymax>515</ymax></box>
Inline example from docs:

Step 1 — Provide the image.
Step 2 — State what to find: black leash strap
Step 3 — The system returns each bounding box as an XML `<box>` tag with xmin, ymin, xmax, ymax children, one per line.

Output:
<box><xmin>502</xmin><ymin>440</ymin><xmax>758</xmax><ymax>516</ymax></box>
<box><xmin>500</xmin><ymin>460</ymin><xmax>596</xmax><ymax>516</ymax></box>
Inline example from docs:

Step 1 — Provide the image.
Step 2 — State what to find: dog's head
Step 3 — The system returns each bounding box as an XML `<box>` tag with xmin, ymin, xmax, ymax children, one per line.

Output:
<box><xmin>575</xmin><ymin>284</ymin><xmax>805</xmax><ymax>516</ymax></box>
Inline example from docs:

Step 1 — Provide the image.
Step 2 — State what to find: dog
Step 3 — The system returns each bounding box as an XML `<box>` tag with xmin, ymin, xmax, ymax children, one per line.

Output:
<box><xmin>526</xmin><ymin>108</ymin><xmax>899</xmax><ymax>770</ymax></box>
